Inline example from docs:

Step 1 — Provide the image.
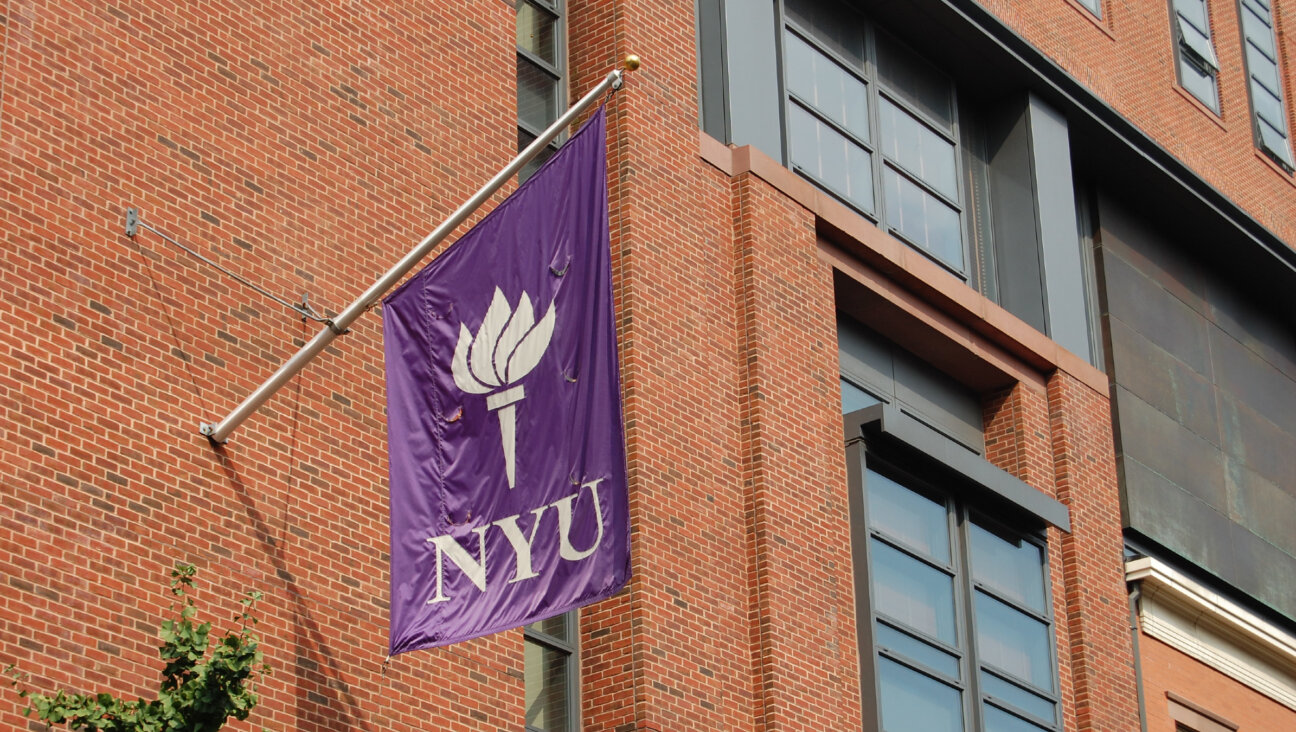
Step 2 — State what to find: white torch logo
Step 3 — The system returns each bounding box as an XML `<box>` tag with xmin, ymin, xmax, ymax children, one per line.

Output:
<box><xmin>451</xmin><ymin>287</ymin><xmax>557</xmax><ymax>489</ymax></box>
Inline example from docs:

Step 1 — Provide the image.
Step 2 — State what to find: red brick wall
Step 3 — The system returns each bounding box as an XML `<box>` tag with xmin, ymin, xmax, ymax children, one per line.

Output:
<box><xmin>0</xmin><ymin>0</ymin><xmax>523</xmax><ymax>729</ymax></box>
<box><xmin>730</xmin><ymin>171</ymin><xmax>862</xmax><ymax>730</ymax></box>
<box><xmin>979</xmin><ymin>0</ymin><xmax>1296</xmax><ymax>246</ymax></box>
<box><xmin>983</xmin><ymin>377</ymin><xmax>1140</xmax><ymax>732</ymax></box>
<box><xmin>979</xmin><ymin>375</ymin><xmax>1145</xmax><ymax>730</ymax></box>
<box><xmin>1046</xmin><ymin>373</ymin><xmax>1141</xmax><ymax>731</ymax></box>
<box><xmin>571</xmin><ymin>0</ymin><xmax>770</xmax><ymax>726</ymax></box>
<box><xmin>2</xmin><ymin>0</ymin><xmax>1147</xmax><ymax>731</ymax></box>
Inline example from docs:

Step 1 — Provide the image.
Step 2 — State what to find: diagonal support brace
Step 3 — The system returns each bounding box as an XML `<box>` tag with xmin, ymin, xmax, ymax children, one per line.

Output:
<box><xmin>199</xmin><ymin>58</ymin><xmax>639</xmax><ymax>444</ymax></box>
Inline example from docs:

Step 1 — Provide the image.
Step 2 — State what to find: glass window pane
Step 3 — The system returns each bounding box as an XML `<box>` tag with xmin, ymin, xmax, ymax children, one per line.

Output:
<box><xmin>784</xmin><ymin>0</ymin><xmax>866</xmax><ymax>68</ymax></box>
<box><xmin>519</xmin><ymin>58</ymin><xmax>559</xmax><ymax>131</ymax></box>
<box><xmin>875</xmin><ymin>32</ymin><xmax>954</xmax><ymax>131</ymax></box>
<box><xmin>1252</xmin><ymin>82</ymin><xmax>1286</xmax><ymax>131</ymax></box>
<box><xmin>1178</xmin><ymin>20</ymin><xmax>1218</xmax><ymax>69</ymax></box>
<box><xmin>883</xmin><ymin>168</ymin><xmax>963</xmax><ymax>270</ymax></box>
<box><xmin>1246</xmin><ymin>44</ymin><xmax>1282</xmax><ymax>95</ymax></box>
<box><xmin>1175</xmin><ymin>0</ymin><xmax>1209</xmax><ymax>35</ymax></box>
<box><xmin>871</xmin><ymin>538</ymin><xmax>958</xmax><ymax>644</ymax></box>
<box><xmin>785</xmin><ymin>30</ymin><xmax>817</xmax><ymax>100</ymax></box>
<box><xmin>974</xmin><ymin>591</ymin><xmax>1054</xmax><ymax>692</ymax></box>
<box><xmin>1178</xmin><ymin>57</ymin><xmax>1218</xmax><ymax>111</ymax></box>
<box><xmin>982</xmin><ymin>672</ymin><xmax>1056</xmax><ymax>724</ymax></box>
<box><xmin>983</xmin><ymin>703</ymin><xmax>1053</xmax><ymax>732</ymax></box>
<box><xmin>785</xmin><ymin>33</ymin><xmax>869</xmax><ymax>141</ymax></box>
<box><xmin>842</xmin><ymin>378</ymin><xmax>881</xmax><ymax>414</ymax></box>
<box><xmin>844</xmin><ymin>144</ymin><xmax>875</xmax><ymax>212</ymax></box>
<box><xmin>865</xmin><ymin>469</ymin><xmax>950</xmax><ymax>562</ymax></box>
<box><xmin>879</xmin><ymin>98</ymin><xmax>958</xmax><ymax>199</ymax></box>
<box><xmin>1258</xmin><ymin>120</ymin><xmax>1294</xmax><ymax>166</ymax></box>
<box><xmin>968</xmin><ymin>520</ymin><xmax>1046</xmax><ymax>612</ymax></box>
<box><xmin>1241</xmin><ymin>8</ymin><xmax>1275</xmax><ymax>59</ymax></box>
<box><xmin>524</xmin><ymin>639</ymin><xmax>570</xmax><ymax>731</ymax></box>
<box><xmin>518</xmin><ymin>128</ymin><xmax>557</xmax><ymax>181</ymax></box>
<box><xmin>876</xmin><ymin>622</ymin><xmax>961</xmax><ymax>679</ymax></box>
<box><xmin>1077</xmin><ymin>0</ymin><xmax>1102</xmax><ymax>17</ymax></box>
<box><xmin>878</xmin><ymin>657</ymin><xmax>965</xmax><ymax>732</ymax></box>
<box><xmin>526</xmin><ymin>613</ymin><xmax>569</xmax><ymax>642</ymax></box>
<box><xmin>517</xmin><ymin>1</ymin><xmax>557</xmax><ymax>65</ymax></box>
<box><xmin>788</xmin><ymin>104</ymin><xmax>875</xmax><ymax>212</ymax></box>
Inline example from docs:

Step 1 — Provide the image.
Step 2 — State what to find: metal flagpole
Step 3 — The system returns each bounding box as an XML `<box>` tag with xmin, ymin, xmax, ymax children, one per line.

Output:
<box><xmin>201</xmin><ymin>56</ymin><xmax>640</xmax><ymax>444</ymax></box>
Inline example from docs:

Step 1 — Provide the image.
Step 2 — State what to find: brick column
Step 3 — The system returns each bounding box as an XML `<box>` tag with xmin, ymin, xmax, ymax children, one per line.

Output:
<box><xmin>568</xmin><ymin>1</ymin><xmax>757</xmax><ymax>729</ymax></box>
<box><xmin>1046</xmin><ymin>372</ymin><xmax>1141</xmax><ymax>732</ymax></box>
<box><xmin>731</xmin><ymin>171</ymin><xmax>864</xmax><ymax>731</ymax></box>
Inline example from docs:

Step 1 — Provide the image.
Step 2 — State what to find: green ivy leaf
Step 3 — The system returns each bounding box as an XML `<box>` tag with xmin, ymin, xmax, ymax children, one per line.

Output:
<box><xmin>9</xmin><ymin>563</ymin><xmax>270</xmax><ymax>732</ymax></box>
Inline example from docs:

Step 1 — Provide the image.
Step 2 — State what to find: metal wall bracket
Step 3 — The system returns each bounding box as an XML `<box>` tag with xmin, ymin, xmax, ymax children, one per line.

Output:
<box><xmin>125</xmin><ymin>208</ymin><xmax>140</xmax><ymax>237</ymax></box>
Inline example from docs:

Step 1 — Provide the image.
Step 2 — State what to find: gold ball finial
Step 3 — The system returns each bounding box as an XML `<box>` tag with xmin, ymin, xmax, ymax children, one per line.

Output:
<box><xmin>623</xmin><ymin>54</ymin><xmax>641</xmax><ymax>72</ymax></box>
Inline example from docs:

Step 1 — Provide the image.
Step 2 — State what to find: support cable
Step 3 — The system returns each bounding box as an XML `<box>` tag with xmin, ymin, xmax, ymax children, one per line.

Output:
<box><xmin>199</xmin><ymin>56</ymin><xmax>639</xmax><ymax>444</ymax></box>
<box><xmin>125</xmin><ymin>208</ymin><xmax>335</xmax><ymax>327</ymax></box>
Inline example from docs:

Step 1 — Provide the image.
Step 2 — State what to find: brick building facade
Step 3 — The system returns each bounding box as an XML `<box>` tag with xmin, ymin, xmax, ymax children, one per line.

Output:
<box><xmin>1</xmin><ymin>1</ymin><xmax>1292</xmax><ymax>731</ymax></box>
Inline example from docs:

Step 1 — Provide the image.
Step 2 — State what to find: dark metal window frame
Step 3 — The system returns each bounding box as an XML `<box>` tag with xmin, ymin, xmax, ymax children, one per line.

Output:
<box><xmin>1236</xmin><ymin>0</ymin><xmax>1295</xmax><ymax>172</ymax></box>
<box><xmin>1169</xmin><ymin>0</ymin><xmax>1222</xmax><ymax>113</ymax></box>
<box><xmin>1073</xmin><ymin>182</ymin><xmax>1106</xmax><ymax>368</ymax></box>
<box><xmin>523</xmin><ymin>611</ymin><xmax>579</xmax><ymax>732</ymax></box>
<box><xmin>845</xmin><ymin>403</ymin><xmax>1068</xmax><ymax>731</ymax></box>
<box><xmin>517</xmin><ymin>3</ymin><xmax>575</xmax><ymax>729</ymax></box>
<box><xmin>779</xmin><ymin>2</ymin><xmax>971</xmax><ymax>278</ymax></box>
<box><xmin>517</xmin><ymin>0</ymin><xmax>567</xmax><ymax>179</ymax></box>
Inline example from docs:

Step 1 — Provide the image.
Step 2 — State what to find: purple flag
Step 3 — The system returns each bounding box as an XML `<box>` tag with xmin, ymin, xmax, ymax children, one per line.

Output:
<box><xmin>383</xmin><ymin>107</ymin><xmax>628</xmax><ymax>654</ymax></box>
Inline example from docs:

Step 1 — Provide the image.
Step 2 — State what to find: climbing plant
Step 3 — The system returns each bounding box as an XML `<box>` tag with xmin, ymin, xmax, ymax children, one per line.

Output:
<box><xmin>8</xmin><ymin>563</ymin><xmax>269</xmax><ymax>731</ymax></box>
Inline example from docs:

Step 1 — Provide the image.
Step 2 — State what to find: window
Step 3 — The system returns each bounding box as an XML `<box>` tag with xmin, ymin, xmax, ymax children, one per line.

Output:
<box><xmin>1167</xmin><ymin>692</ymin><xmax>1239</xmax><ymax>732</ymax></box>
<box><xmin>1076</xmin><ymin>0</ymin><xmax>1103</xmax><ymax>18</ymax></box>
<box><xmin>1238</xmin><ymin>0</ymin><xmax>1294</xmax><ymax>170</ymax></box>
<box><xmin>838</xmin><ymin>313</ymin><xmax>986</xmax><ymax>454</ymax></box>
<box><xmin>855</xmin><ymin>460</ymin><xmax>1061</xmax><ymax>732</ymax></box>
<box><xmin>701</xmin><ymin>1</ymin><xmax>1102</xmax><ymax>363</ymax></box>
<box><xmin>524</xmin><ymin>613</ymin><xmax>578</xmax><ymax>732</ymax></box>
<box><xmin>518</xmin><ymin>5</ymin><xmax>576</xmax><ymax>729</ymax></box>
<box><xmin>782</xmin><ymin>0</ymin><xmax>967</xmax><ymax>272</ymax></box>
<box><xmin>845</xmin><ymin>403</ymin><xmax>1066</xmax><ymax>732</ymax></box>
<box><xmin>1170</xmin><ymin>0</ymin><xmax>1221</xmax><ymax>112</ymax></box>
<box><xmin>517</xmin><ymin>0</ymin><xmax>565</xmax><ymax>180</ymax></box>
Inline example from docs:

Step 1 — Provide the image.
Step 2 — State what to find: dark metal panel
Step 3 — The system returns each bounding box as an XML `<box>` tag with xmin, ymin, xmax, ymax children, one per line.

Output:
<box><xmin>891</xmin><ymin>349</ymin><xmax>984</xmax><ymax>454</ymax></box>
<box><xmin>1114</xmin><ymin>387</ymin><xmax>1227</xmax><ymax>511</ymax></box>
<box><xmin>1106</xmin><ymin>317</ymin><xmax>1220</xmax><ymax>448</ymax></box>
<box><xmin>985</xmin><ymin>94</ymin><xmax>1047</xmax><ymax>334</ymax></box>
<box><xmin>839</xmin><ymin>314</ymin><xmax>985</xmax><ymax>454</ymax></box>
<box><xmin>843</xmin><ymin>436</ymin><xmax>882</xmax><ymax>728</ymax></box>
<box><xmin>838</xmin><ymin>312</ymin><xmax>896</xmax><ymax>398</ymax></box>
<box><xmin>844</xmin><ymin>404</ymin><xmax>1071</xmax><ymax>532</ymax></box>
<box><xmin>721</xmin><ymin>0</ymin><xmax>785</xmax><ymax>159</ymax></box>
<box><xmin>696</xmin><ymin>0</ymin><xmax>729</xmax><ymax>140</ymax></box>
<box><xmin>1026</xmin><ymin>93</ymin><xmax>1091</xmax><ymax>363</ymax></box>
<box><xmin>1100</xmin><ymin>193</ymin><xmax>1296</xmax><ymax>622</ymax></box>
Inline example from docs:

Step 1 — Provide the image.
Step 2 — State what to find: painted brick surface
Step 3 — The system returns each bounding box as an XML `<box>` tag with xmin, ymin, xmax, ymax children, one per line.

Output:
<box><xmin>1140</xmin><ymin>633</ymin><xmax>1295</xmax><ymax>732</ymax></box>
